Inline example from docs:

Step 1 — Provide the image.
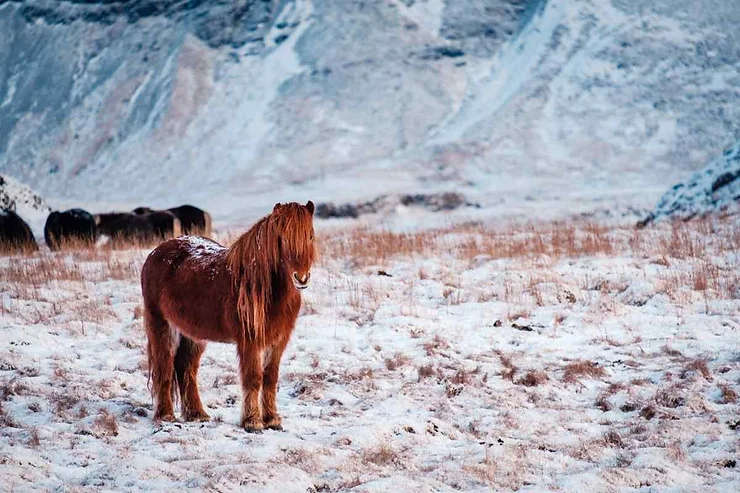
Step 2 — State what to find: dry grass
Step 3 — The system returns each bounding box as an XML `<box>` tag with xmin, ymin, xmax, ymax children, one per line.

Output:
<box><xmin>281</xmin><ymin>447</ymin><xmax>320</xmax><ymax>473</ymax></box>
<box><xmin>0</xmin><ymin>249</ymin><xmax>147</xmax><ymax>299</ymax></box>
<box><xmin>562</xmin><ymin>360</ymin><xmax>607</xmax><ymax>383</ymax></box>
<box><xmin>26</xmin><ymin>428</ymin><xmax>41</xmax><ymax>448</ymax></box>
<box><xmin>682</xmin><ymin>359</ymin><xmax>713</xmax><ymax>381</ymax></box>
<box><xmin>317</xmin><ymin>217</ymin><xmax>739</xmax><ymax>301</ymax></box>
<box><xmin>495</xmin><ymin>351</ymin><xmax>519</xmax><ymax>381</ymax></box>
<box><xmin>384</xmin><ymin>353</ymin><xmax>411</xmax><ymax>371</ymax></box>
<box><xmin>423</xmin><ymin>335</ymin><xmax>450</xmax><ymax>356</ymax></box>
<box><xmin>321</xmin><ymin>217</ymin><xmax>736</xmax><ymax>264</ymax></box>
<box><xmin>595</xmin><ymin>393</ymin><xmax>613</xmax><ymax>412</ymax></box>
<box><xmin>417</xmin><ymin>364</ymin><xmax>435</xmax><ymax>380</ymax></box>
<box><xmin>516</xmin><ymin>370</ymin><xmax>548</xmax><ymax>387</ymax></box>
<box><xmin>654</xmin><ymin>384</ymin><xmax>687</xmax><ymax>409</ymax></box>
<box><xmin>362</xmin><ymin>443</ymin><xmax>400</xmax><ymax>467</ymax></box>
<box><xmin>718</xmin><ymin>385</ymin><xmax>738</xmax><ymax>404</ymax></box>
<box><xmin>507</xmin><ymin>308</ymin><xmax>532</xmax><ymax>322</ymax></box>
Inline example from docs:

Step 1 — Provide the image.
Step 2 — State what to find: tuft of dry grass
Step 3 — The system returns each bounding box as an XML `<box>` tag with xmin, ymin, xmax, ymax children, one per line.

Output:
<box><xmin>27</xmin><ymin>428</ymin><xmax>41</xmax><ymax>447</ymax></box>
<box><xmin>507</xmin><ymin>308</ymin><xmax>532</xmax><ymax>322</ymax></box>
<box><xmin>595</xmin><ymin>394</ymin><xmax>613</xmax><ymax>412</ymax></box>
<box><xmin>630</xmin><ymin>377</ymin><xmax>651</xmax><ymax>386</ymax></box>
<box><xmin>0</xmin><ymin>402</ymin><xmax>19</xmax><ymax>428</ymax></box>
<box><xmin>133</xmin><ymin>305</ymin><xmax>144</xmax><ymax>320</ymax></box>
<box><xmin>362</xmin><ymin>443</ymin><xmax>400</xmax><ymax>466</ymax></box>
<box><xmin>654</xmin><ymin>384</ymin><xmax>686</xmax><ymax>409</ymax></box>
<box><xmin>661</xmin><ymin>345</ymin><xmax>684</xmax><ymax>358</ymax></box>
<box><xmin>417</xmin><ymin>364</ymin><xmax>435</xmax><ymax>381</ymax></box>
<box><xmin>384</xmin><ymin>353</ymin><xmax>411</xmax><ymax>371</ymax></box>
<box><xmin>682</xmin><ymin>359</ymin><xmax>713</xmax><ymax>381</ymax></box>
<box><xmin>495</xmin><ymin>351</ymin><xmax>519</xmax><ymax>381</ymax></box>
<box><xmin>1</xmin><ymin>377</ymin><xmax>31</xmax><ymax>400</ymax></box>
<box><xmin>718</xmin><ymin>384</ymin><xmax>738</xmax><ymax>404</ymax></box>
<box><xmin>516</xmin><ymin>370</ymin><xmax>548</xmax><ymax>387</ymax></box>
<box><xmin>667</xmin><ymin>441</ymin><xmax>687</xmax><ymax>462</ymax></box>
<box><xmin>553</xmin><ymin>312</ymin><xmax>568</xmax><ymax>325</ymax></box>
<box><xmin>603</xmin><ymin>429</ymin><xmax>624</xmax><ymax>448</ymax></box>
<box><xmin>422</xmin><ymin>335</ymin><xmax>449</xmax><ymax>356</ymax></box>
<box><xmin>213</xmin><ymin>373</ymin><xmax>238</xmax><ymax>388</ymax></box>
<box><xmin>94</xmin><ymin>410</ymin><xmax>119</xmax><ymax>437</ymax></box>
<box><xmin>639</xmin><ymin>404</ymin><xmax>657</xmax><ymax>420</ymax></box>
<box><xmin>281</xmin><ymin>447</ymin><xmax>320</xmax><ymax>473</ymax></box>
<box><xmin>562</xmin><ymin>360</ymin><xmax>606</xmax><ymax>383</ymax></box>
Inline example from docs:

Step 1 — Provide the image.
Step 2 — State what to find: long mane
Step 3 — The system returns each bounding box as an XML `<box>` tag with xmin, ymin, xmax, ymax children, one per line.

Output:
<box><xmin>226</xmin><ymin>203</ymin><xmax>314</xmax><ymax>344</ymax></box>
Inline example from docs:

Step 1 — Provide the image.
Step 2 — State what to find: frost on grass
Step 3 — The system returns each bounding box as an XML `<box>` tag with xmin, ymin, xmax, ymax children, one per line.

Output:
<box><xmin>0</xmin><ymin>218</ymin><xmax>739</xmax><ymax>490</ymax></box>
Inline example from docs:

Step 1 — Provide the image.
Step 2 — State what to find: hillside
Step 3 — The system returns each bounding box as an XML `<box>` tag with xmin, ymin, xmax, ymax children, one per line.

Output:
<box><xmin>640</xmin><ymin>140</ymin><xmax>740</xmax><ymax>226</ymax></box>
<box><xmin>0</xmin><ymin>0</ymin><xmax>738</xmax><ymax>222</ymax></box>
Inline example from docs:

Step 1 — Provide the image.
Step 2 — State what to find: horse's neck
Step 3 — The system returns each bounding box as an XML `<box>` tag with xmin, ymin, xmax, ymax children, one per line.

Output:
<box><xmin>271</xmin><ymin>267</ymin><xmax>293</xmax><ymax>298</ymax></box>
<box><xmin>270</xmin><ymin>268</ymin><xmax>301</xmax><ymax>312</ymax></box>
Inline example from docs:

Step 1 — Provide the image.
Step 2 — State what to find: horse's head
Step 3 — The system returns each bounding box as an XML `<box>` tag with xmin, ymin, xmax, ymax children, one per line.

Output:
<box><xmin>272</xmin><ymin>201</ymin><xmax>316</xmax><ymax>290</ymax></box>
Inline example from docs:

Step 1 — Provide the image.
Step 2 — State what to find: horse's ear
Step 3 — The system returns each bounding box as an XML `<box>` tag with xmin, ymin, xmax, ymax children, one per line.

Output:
<box><xmin>306</xmin><ymin>200</ymin><xmax>315</xmax><ymax>215</ymax></box>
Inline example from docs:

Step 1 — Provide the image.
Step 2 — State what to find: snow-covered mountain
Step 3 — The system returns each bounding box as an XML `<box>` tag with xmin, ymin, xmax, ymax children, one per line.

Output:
<box><xmin>0</xmin><ymin>173</ymin><xmax>51</xmax><ymax>237</ymax></box>
<box><xmin>0</xmin><ymin>0</ymin><xmax>738</xmax><ymax>222</ymax></box>
<box><xmin>639</xmin><ymin>140</ymin><xmax>740</xmax><ymax>225</ymax></box>
<box><xmin>0</xmin><ymin>172</ymin><xmax>48</xmax><ymax>212</ymax></box>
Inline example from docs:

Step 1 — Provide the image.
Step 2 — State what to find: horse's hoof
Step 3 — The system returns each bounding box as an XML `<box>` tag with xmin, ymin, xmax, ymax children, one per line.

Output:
<box><xmin>184</xmin><ymin>412</ymin><xmax>211</xmax><ymax>422</ymax></box>
<box><xmin>242</xmin><ymin>420</ymin><xmax>264</xmax><ymax>434</ymax></box>
<box><xmin>155</xmin><ymin>413</ymin><xmax>176</xmax><ymax>422</ymax></box>
<box><xmin>264</xmin><ymin>415</ymin><xmax>283</xmax><ymax>431</ymax></box>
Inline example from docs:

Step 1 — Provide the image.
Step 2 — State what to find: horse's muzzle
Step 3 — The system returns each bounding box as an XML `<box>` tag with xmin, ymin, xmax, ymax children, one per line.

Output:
<box><xmin>292</xmin><ymin>272</ymin><xmax>311</xmax><ymax>290</ymax></box>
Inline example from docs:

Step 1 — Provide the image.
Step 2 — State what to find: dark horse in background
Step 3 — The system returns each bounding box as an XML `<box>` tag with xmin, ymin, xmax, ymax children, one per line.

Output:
<box><xmin>133</xmin><ymin>205</ymin><xmax>211</xmax><ymax>237</ymax></box>
<box><xmin>140</xmin><ymin>201</ymin><xmax>315</xmax><ymax>431</ymax></box>
<box><xmin>95</xmin><ymin>211</ymin><xmax>181</xmax><ymax>244</ymax></box>
<box><xmin>44</xmin><ymin>208</ymin><xmax>98</xmax><ymax>250</ymax></box>
<box><xmin>0</xmin><ymin>209</ymin><xmax>37</xmax><ymax>253</ymax></box>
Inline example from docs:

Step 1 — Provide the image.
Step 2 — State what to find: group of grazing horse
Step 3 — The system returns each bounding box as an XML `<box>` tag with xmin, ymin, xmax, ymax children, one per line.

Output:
<box><xmin>141</xmin><ymin>201</ymin><xmax>316</xmax><ymax>432</ymax></box>
<box><xmin>94</xmin><ymin>205</ymin><xmax>212</xmax><ymax>246</ymax></box>
<box><xmin>0</xmin><ymin>204</ymin><xmax>210</xmax><ymax>252</ymax></box>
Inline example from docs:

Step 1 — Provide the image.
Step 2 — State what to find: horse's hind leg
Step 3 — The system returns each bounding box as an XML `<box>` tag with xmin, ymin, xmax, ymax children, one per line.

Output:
<box><xmin>174</xmin><ymin>336</ymin><xmax>209</xmax><ymax>422</ymax></box>
<box><xmin>144</xmin><ymin>307</ymin><xmax>177</xmax><ymax>421</ymax></box>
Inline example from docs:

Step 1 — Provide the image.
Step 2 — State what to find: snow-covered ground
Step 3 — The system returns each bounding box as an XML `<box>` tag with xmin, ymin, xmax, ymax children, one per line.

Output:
<box><xmin>1</xmin><ymin>217</ymin><xmax>738</xmax><ymax>491</ymax></box>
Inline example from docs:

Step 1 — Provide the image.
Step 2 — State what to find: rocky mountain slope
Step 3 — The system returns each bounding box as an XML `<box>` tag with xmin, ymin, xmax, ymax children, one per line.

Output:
<box><xmin>639</xmin><ymin>140</ymin><xmax>740</xmax><ymax>226</ymax></box>
<box><xmin>0</xmin><ymin>0</ymin><xmax>738</xmax><ymax>221</ymax></box>
<box><xmin>0</xmin><ymin>173</ymin><xmax>51</xmax><ymax>236</ymax></box>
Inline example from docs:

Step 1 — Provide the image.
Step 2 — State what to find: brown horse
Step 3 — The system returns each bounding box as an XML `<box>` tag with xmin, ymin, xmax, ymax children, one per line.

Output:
<box><xmin>140</xmin><ymin>201</ymin><xmax>315</xmax><ymax>432</ymax></box>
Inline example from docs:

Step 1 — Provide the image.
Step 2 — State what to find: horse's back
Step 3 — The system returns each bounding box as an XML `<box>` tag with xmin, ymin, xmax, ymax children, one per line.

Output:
<box><xmin>142</xmin><ymin>235</ymin><xmax>224</xmax><ymax>284</ymax></box>
<box><xmin>141</xmin><ymin>236</ymin><xmax>233</xmax><ymax>341</ymax></box>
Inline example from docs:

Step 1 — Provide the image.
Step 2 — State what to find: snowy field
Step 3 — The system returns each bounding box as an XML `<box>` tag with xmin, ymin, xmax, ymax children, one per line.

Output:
<box><xmin>1</xmin><ymin>217</ymin><xmax>739</xmax><ymax>491</ymax></box>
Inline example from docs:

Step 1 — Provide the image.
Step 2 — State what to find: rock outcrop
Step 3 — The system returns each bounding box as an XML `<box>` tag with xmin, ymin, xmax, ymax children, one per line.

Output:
<box><xmin>639</xmin><ymin>141</ymin><xmax>740</xmax><ymax>226</ymax></box>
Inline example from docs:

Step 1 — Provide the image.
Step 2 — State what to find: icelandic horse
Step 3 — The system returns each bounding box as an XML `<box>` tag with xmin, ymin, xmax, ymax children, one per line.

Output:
<box><xmin>140</xmin><ymin>201</ymin><xmax>316</xmax><ymax>431</ymax></box>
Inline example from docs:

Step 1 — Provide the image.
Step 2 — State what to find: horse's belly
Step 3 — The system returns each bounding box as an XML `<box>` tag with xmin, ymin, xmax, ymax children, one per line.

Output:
<box><xmin>179</xmin><ymin>323</ymin><xmax>234</xmax><ymax>344</ymax></box>
<box><xmin>161</xmin><ymin>291</ymin><xmax>235</xmax><ymax>344</ymax></box>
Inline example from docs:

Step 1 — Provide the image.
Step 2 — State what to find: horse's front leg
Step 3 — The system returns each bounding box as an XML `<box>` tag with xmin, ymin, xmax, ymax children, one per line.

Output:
<box><xmin>262</xmin><ymin>340</ymin><xmax>288</xmax><ymax>431</ymax></box>
<box><xmin>238</xmin><ymin>346</ymin><xmax>264</xmax><ymax>433</ymax></box>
